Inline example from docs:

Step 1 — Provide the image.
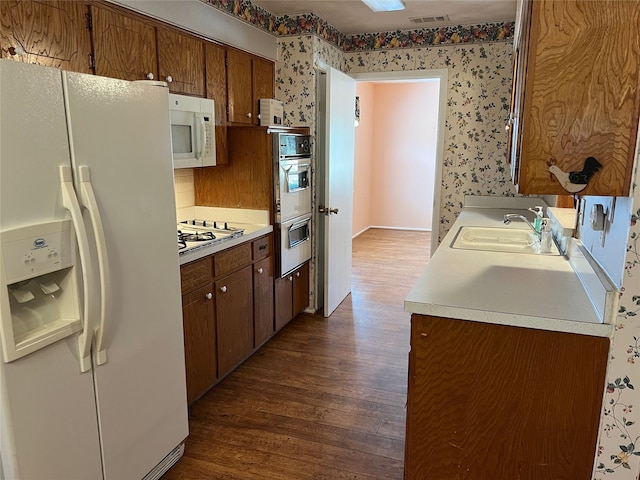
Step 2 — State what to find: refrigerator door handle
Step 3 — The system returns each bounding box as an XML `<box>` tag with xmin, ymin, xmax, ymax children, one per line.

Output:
<box><xmin>58</xmin><ymin>165</ymin><xmax>94</xmax><ymax>372</ymax></box>
<box><xmin>78</xmin><ymin>166</ymin><xmax>109</xmax><ymax>366</ymax></box>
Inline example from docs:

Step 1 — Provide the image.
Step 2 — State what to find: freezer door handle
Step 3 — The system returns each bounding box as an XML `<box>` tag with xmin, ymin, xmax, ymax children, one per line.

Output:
<box><xmin>78</xmin><ymin>166</ymin><xmax>109</xmax><ymax>366</ymax></box>
<box><xmin>59</xmin><ymin>165</ymin><xmax>94</xmax><ymax>373</ymax></box>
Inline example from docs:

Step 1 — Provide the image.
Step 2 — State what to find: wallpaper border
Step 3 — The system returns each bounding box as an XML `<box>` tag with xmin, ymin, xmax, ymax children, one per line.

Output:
<box><xmin>200</xmin><ymin>0</ymin><xmax>513</xmax><ymax>52</ymax></box>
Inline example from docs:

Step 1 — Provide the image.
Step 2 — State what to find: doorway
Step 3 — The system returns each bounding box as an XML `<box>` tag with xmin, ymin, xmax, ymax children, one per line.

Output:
<box><xmin>315</xmin><ymin>68</ymin><xmax>448</xmax><ymax>314</ymax></box>
<box><xmin>353</xmin><ymin>79</ymin><xmax>441</xmax><ymax>239</ymax></box>
<box><xmin>351</xmin><ymin>69</ymin><xmax>448</xmax><ymax>255</ymax></box>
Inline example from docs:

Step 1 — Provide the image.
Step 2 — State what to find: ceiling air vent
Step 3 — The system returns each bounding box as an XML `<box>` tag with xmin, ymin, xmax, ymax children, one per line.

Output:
<box><xmin>409</xmin><ymin>15</ymin><xmax>449</xmax><ymax>24</ymax></box>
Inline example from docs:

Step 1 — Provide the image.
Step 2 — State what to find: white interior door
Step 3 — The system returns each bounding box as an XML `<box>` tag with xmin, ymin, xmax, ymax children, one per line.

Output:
<box><xmin>322</xmin><ymin>67</ymin><xmax>356</xmax><ymax>316</ymax></box>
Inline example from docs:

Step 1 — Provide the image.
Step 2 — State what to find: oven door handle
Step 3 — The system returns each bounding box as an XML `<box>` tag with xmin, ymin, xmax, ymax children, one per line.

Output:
<box><xmin>283</xmin><ymin>164</ymin><xmax>310</xmax><ymax>193</ymax></box>
<box><xmin>288</xmin><ymin>217</ymin><xmax>311</xmax><ymax>248</ymax></box>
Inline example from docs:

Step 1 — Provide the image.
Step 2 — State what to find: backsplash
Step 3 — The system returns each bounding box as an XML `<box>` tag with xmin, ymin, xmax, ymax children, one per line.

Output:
<box><xmin>577</xmin><ymin>196</ymin><xmax>633</xmax><ymax>289</ymax></box>
<box><xmin>173</xmin><ymin>169</ymin><xmax>195</xmax><ymax>209</ymax></box>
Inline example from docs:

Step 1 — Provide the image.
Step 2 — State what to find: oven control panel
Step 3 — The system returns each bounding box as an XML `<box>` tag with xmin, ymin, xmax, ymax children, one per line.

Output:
<box><xmin>279</xmin><ymin>134</ymin><xmax>311</xmax><ymax>157</ymax></box>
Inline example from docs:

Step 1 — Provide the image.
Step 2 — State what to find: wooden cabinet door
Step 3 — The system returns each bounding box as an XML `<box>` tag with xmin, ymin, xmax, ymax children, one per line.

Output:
<box><xmin>226</xmin><ymin>49</ymin><xmax>253</xmax><ymax>124</ymax></box>
<box><xmin>406</xmin><ymin>314</ymin><xmax>609</xmax><ymax>479</ymax></box>
<box><xmin>275</xmin><ymin>274</ymin><xmax>293</xmax><ymax>332</ymax></box>
<box><xmin>90</xmin><ymin>5</ymin><xmax>157</xmax><ymax>82</ymax></box>
<box><xmin>515</xmin><ymin>0</ymin><xmax>640</xmax><ymax>196</ymax></box>
<box><xmin>157</xmin><ymin>28</ymin><xmax>204</xmax><ymax>96</ymax></box>
<box><xmin>0</xmin><ymin>0</ymin><xmax>92</xmax><ymax>74</ymax></box>
<box><xmin>216</xmin><ymin>266</ymin><xmax>253</xmax><ymax>378</ymax></box>
<box><xmin>182</xmin><ymin>284</ymin><xmax>216</xmax><ymax>404</ymax></box>
<box><xmin>251</xmin><ymin>57</ymin><xmax>274</xmax><ymax>125</ymax></box>
<box><xmin>253</xmin><ymin>256</ymin><xmax>274</xmax><ymax>347</ymax></box>
<box><xmin>292</xmin><ymin>262</ymin><xmax>309</xmax><ymax>317</ymax></box>
<box><xmin>205</xmin><ymin>43</ymin><xmax>228</xmax><ymax>165</ymax></box>
<box><xmin>507</xmin><ymin>0</ymin><xmax>532</xmax><ymax>183</ymax></box>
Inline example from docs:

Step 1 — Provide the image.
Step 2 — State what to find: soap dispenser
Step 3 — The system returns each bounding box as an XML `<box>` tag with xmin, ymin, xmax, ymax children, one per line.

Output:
<box><xmin>539</xmin><ymin>218</ymin><xmax>553</xmax><ymax>254</ymax></box>
<box><xmin>528</xmin><ymin>206</ymin><xmax>544</xmax><ymax>232</ymax></box>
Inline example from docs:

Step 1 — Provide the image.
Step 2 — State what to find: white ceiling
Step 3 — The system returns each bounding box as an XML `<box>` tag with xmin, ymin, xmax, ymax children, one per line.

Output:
<box><xmin>251</xmin><ymin>0</ymin><xmax>517</xmax><ymax>35</ymax></box>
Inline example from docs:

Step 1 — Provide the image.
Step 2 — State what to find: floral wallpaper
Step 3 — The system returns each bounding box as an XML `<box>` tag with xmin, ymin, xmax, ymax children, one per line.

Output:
<box><xmin>594</xmin><ymin>163</ymin><xmax>640</xmax><ymax>479</ymax></box>
<box><xmin>200</xmin><ymin>0</ymin><xmax>513</xmax><ymax>52</ymax></box>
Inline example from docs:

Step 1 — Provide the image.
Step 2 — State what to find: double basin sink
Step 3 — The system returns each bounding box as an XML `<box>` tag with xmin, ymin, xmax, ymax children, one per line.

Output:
<box><xmin>450</xmin><ymin>226</ymin><xmax>560</xmax><ymax>256</ymax></box>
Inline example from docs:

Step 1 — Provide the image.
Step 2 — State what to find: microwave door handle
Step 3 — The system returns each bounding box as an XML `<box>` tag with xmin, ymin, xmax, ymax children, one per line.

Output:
<box><xmin>198</xmin><ymin>117</ymin><xmax>206</xmax><ymax>160</ymax></box>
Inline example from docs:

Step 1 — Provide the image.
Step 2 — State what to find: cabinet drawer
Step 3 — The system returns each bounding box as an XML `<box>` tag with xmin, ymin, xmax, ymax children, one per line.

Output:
<box><xmin>214</xmin><ymin>242</ymin><xmax>252</xmax><ymax>277</ymax></box>
<box><xmin>180</xmin><ymin>257</ymin><xmax>213</xmax><ymax>295</ymax></box>
<box><xmin>252</xmin><ymin>234</ymin><xmax>272</xmax><ymax>260</ymax></box>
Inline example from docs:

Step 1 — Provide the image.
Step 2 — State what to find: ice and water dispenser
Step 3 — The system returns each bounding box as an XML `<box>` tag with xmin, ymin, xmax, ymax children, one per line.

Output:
<box><xmin>0</xmin><ymin>219</ymin><xmax>82</xmax><ymax>362</ymax></box>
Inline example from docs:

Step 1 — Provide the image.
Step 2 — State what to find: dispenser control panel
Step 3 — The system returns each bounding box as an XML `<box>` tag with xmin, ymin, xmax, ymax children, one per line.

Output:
<box><xmin>1</xmin><ymin>220</ymin><xmax>75</xmax><ymax>284</ymax></box>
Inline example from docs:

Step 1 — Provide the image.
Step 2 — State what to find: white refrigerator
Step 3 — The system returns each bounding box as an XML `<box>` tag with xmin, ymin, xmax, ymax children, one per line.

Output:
<box><xmin>0</xmin><ymin>60</ymin><xmax>188</xmax><ymax>479</ymax></box>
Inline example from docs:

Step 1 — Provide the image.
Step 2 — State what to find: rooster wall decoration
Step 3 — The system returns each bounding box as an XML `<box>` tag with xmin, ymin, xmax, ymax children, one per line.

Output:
<box><xmin>546</xmin><ymin>157</ymin><xmax>602</xmax><ymax>193</ymax></box>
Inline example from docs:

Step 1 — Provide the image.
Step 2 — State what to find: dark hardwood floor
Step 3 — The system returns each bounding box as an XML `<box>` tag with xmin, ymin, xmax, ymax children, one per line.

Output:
<box><xmin>163</xmin><ymin>228</ymin><xmax>431</xmax><ymax>480</ymax></box>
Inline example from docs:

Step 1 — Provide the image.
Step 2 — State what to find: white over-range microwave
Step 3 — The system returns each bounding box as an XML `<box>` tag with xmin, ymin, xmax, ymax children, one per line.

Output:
<box><xmin>169</xmin><ymin>93</ymin><xmax>216</xmax><ymax>168</ymax></box>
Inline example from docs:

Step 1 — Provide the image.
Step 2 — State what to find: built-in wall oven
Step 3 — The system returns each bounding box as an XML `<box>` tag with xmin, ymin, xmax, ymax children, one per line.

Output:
<box><xmin>273</xmin><ymin>133</ymin><xmax>312</xmax><ymax>277</ymax></box>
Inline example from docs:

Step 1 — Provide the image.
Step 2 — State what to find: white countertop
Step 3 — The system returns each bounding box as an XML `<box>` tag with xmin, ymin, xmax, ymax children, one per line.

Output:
<box><xmin>178</xmin><ymin>224</ymin><xmax>273</xmax><ymax>266</ymax></box>
<box><xmin>405</xmin><ymin>203</ymin><xmax>613</xmax><ymax>338</ymax></box>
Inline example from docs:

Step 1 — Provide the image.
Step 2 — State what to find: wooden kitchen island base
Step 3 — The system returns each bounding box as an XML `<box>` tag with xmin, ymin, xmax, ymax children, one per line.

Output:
<box><xmin>405</xmin><ymin>314</ymin><xmax>609</xmax><ymax>480</ymax></box>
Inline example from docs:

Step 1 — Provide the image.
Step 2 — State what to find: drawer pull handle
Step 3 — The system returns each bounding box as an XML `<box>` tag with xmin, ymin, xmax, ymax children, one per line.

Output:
<box><xmin>220</xmin><ymin>285</ymin><xmax>227</xmax><ymax>293</ymax></box>
<box><xmin>288</xmin><ymin>276</ymin><xmax>293</xmax><ymax>282</ymax></box>
<box><xmin>259</xmin><ymin>244</ymin><xmax>267</xmax><ymax>250</ymax></box>
<box><xmin>258</xmin><ymin>268</ymin><xmax>264</xmax><ymax>274</ymax></box>
<box><xmin>205</xmin><ymin>292</ymin><xmax>213</xmax><ymax>300</ymax></box>
<box><xmin>296</xmin><ymin>271</ymin><xmax>300</xmax><ymax>277</ymax></box>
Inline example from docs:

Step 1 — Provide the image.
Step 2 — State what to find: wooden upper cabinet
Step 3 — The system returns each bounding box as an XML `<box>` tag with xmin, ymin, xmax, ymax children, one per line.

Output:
<box><xmin>227</xmin><ymin>49</ymin><xmax>253</xmax><ymax>124</ymax></box>
<box><xmin>90</xmin><ymin>5</ymin><xmax>157</xmax><ymax>82</ymax></box>
<box><xmin>511</xmin><ymin>0</ymin><xmax>640</xmax><ymax>196</ymax></box>
<box><xmin>157</xmin><ymin>28</ymin><xmax>204</xmax><ymax>97</ymax></box>
<box><xmin>205</xmin><ymin>43</ymin><xmax>229</xmax><ymax>165</ymax></box>
<box><xmin>252</xmin><ymin>57</ymin><xmax>275</xmax><ymax>120</ymax></box>
<box><xmin>227</xmin><ymin>49</ymin><xmax>275</xmax><ymax>125</ymax></box>
<box><xmin>0</xmin><ymin>0</ymin><xmax>92</xmax><ymax>74</ymax></box>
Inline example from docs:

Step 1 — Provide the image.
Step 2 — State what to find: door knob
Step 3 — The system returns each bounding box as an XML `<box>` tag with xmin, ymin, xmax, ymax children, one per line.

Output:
<box><xmin>205</xmin><ymin>292</ymin><xmax>213</xmax><ymax>300</ymax></box>
<box><xmin>257</xmin><ymin>267</ymin><xmax>264</xmax><ymax>274</ymax></box>
<box><xmin>220</xmin><ymin>285</ymin><xmax>227</xmax><ymax>293</ymax></box>
<box><xmin>319</xmin><ymin>206</ymin><xmax>339</xmax><ymax>216</ymax></box>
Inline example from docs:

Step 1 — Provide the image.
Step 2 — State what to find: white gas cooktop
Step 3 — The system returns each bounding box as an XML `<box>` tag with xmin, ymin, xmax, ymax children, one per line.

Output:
<box><xmin>177</xmin><ymin>219</ymin><xmax>244</xmax><ymax>255</ymax></box>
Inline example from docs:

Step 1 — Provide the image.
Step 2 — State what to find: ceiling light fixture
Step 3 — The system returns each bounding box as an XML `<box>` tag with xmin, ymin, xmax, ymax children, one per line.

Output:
<box><xmin>362</xmin><ymin>0</ymin><xmax>406</xmax><ymax>12</ymax></box>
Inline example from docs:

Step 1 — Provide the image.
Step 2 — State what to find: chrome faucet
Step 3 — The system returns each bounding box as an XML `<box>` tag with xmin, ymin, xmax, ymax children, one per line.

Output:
<box><xmin>503</xmin><ymin>213</ymin><xmax>541</xmax><ymax>240</ymax></box>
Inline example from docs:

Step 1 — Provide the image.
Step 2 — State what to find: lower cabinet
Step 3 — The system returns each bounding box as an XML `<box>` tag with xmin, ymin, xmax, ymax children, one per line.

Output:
<box><xmin>254</xmin><ymin>256</ymin><xmax>274</xmax><ymax>347</ymax></box>
<box><xmin>179</xmin><ymin>233</ymin><xmax>275</xmax><ymax>403</ymax></box>
<box><xmin>181</xmin><ymin>284</ymin><xmax>216</xmax><ymax>404</ymax></box>
<box><xmin>405</xmin><ymin>314</ymin><xmax>610</xmax><ymax>480</ymax></box>
<box><xmin>216</xmin><ymin>265</ymin><xmax>253</xmax><ymax>378</ymax></box>
<box><xmin>275</xmin><ymin>261</ymin><xmax>309</xmax><ymax>332</ymax></box>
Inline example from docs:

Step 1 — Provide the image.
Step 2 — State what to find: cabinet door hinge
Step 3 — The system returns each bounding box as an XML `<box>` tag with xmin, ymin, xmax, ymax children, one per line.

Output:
<box><xmin>225</xmin><ymin>56</ymin><xmax>228</xmax><ymax>67</ymax></box>
<box><xmin>88</xmin><ymin>53</ymin><xmax>95</xmax><ymax>71</ymax></box>
<box><xmin>85</xmin><ymin>12</ymin><xmax>93</xmax><ymax>30</ymax></box>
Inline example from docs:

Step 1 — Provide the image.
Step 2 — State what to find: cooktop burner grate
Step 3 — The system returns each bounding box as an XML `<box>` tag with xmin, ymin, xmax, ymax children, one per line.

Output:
<box><xmin>178</xmin><ymin>231</ymin><xmax>216</xmax><ymax>242</ymax></box>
